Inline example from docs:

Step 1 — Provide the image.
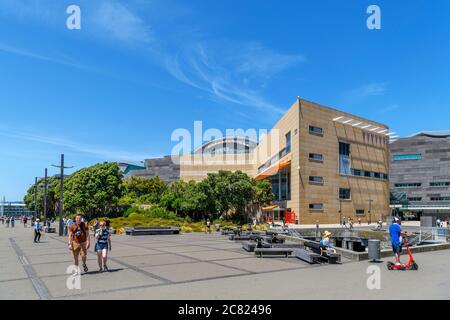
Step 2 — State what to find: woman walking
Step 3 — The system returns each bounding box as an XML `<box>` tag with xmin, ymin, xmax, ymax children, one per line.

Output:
<box><xmin>95</xmin><ymin>221</ymin><xmax>111</xmax><ymax>272</ymax></box>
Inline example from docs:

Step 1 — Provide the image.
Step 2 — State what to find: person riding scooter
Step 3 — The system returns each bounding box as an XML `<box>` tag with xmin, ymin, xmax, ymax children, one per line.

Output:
<box><xmin>389</xmin><ymin>217</ymin><xmax>407</xmax><ymax>266</ymax></box>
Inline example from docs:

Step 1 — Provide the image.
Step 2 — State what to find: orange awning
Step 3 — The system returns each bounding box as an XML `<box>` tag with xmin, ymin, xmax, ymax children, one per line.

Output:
<box><xmin>262</xmin><ymin>205</ymin><xmax>278</xmax><ymax>211</ymax></box>
<box><xmin>255</xmin><ymin>159</ymin><xmax>292</xmax><ymax>180</ymax></box>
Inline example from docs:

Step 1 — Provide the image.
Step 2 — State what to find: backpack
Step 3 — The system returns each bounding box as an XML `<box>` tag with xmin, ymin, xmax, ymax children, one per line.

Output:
<box><xmin>72</xmin><ymin>222</ymin><xmax>86</xmax><ymax>240</ymax></box>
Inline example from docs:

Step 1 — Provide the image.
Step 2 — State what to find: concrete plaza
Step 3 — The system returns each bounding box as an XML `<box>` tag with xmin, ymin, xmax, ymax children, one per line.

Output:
<box><xmin>1</xmin><ymin>224</ymin><xmax>449</xmax><ymax>300</ymax></box>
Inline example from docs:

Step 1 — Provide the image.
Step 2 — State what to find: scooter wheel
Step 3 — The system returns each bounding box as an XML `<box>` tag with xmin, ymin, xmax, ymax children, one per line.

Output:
<box><xmin>411</xmin><ymin>262</ymin><xmax>419</xmax><ymax>271</ymax></box>
<box><xmin>387</xmin><ymin>262</ymin><xmax>393</xmax><ymax>270</ymax></box>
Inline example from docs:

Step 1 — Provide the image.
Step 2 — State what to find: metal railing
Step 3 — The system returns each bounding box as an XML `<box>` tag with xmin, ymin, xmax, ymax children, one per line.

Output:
<box><xmin>418</xmin><ymin>227</ymin><xmax>450</xmax><ymax>243</ymax></box>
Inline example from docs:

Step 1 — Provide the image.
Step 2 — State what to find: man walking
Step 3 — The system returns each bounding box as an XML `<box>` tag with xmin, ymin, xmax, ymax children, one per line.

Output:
<box><xmin>68</xmin><ymin>214</ymin><xmax>90</xmax><ymax>274</ymax></box>
<box><xmin>34</xmin><ymin>219</ymin><xmax>42</xmax><ymax>243</ymax></box>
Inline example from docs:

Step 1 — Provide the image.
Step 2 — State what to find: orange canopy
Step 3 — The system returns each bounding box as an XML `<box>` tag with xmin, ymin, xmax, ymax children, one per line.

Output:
<box><xmin>262</xmin><ymin>205</ymin><xmax>278</xmax><ymax>211</ymax></box>
<box><xmin>255</xmin><ymin>159</ymin><xmax>292</xmax><ymax>180</ymax></box>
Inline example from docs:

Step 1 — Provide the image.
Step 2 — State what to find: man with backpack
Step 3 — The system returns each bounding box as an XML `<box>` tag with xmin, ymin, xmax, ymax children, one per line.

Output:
<box><xmin>68</xmin><ymin>214</ymin><xmax>90</xmax><ymax>274</ymax></box>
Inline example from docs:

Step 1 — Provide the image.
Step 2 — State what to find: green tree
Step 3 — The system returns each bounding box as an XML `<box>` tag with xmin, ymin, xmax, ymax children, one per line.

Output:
<box><xmin>61</xmin><ymin>162</ymin><xmax>123</xmax><ymax>219</ymax></box>
<box><xmin>122</xmin><ymin>176</ymin><xmax>167</xmax><ymax>204</ymax></box>
<box><xmin>24</xmin><ymin>176</ymin><xmax>59</xmax><ymax>219</ymax></box>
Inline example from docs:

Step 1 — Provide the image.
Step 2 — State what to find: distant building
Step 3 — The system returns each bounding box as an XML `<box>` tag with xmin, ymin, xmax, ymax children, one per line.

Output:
<box><xmin>117</xmin><ymin>161</ymin><xmax>146</xmax><ymax>175</ymax></box>
<box><xmin>390</xmin><ymin>131</ymin><xmax>450</xmax><ymax>219</ymax></box>
<box><xmin>0</xmin><ymin>201</ymin><xmax>35</xmax><ymax>217</ymax></box>
<box><xmin>118</xmin><ymin>156</ymin><xmax>180</xmax><ymax>183</ymax></box>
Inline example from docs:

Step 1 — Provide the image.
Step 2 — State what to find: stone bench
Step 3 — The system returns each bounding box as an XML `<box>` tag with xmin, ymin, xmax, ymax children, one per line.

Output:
<box><xmin>45</xmin><ymin>227</ymin><xmax>56</xmax><ymax>233</ymax></box>
<box><xmin>292</xmin><ymin>248</ymin><xmax>321</xmax><ymax>264</ymax></box>
<box><xmin>229</xmin><ymin>234</ymin><xmax>252</xmax><ymax>241</ymax></box>
<box><xmin>125</xmin><ymin>226</ymin><xmax>180</xmax><ymax>236</ymax></box>
<box><xmin>254</xmin><ymin>248</ymin><xmax>293</xmax><ymax>258</ymax></box>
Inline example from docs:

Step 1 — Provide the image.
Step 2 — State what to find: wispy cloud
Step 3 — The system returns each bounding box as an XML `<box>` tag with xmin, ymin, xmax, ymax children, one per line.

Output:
<box><xmin>233</xmin><ymin>42</ymin><xmax>305</xmax><ymax>78</ymax></box>
<box><xmin>378</xmin><ymin>104</ymin><xmax>400</xmax><ymax>114</ymax></box>
<box><xmin>350</xmin><ymin>82</ymin><xmax>388</xmax><ymax>97</ymax></box>
<box><xmin>0</xmin><ymin>42</ymin><xmax>90</xmax><ymax>71</ymax></box>
<box><xmin>163</xmin><ymin>43</ymin><xmax>302</xmax><ymax>115</ymax></box>
<box><xmin>91</xmin><ymin>1</ymin><xmax>154</xmax><ymax>45</ymax></box>
<box><xmin>0</xmin><ymin>127</ymin><xmax>159</xmax><ymax>161</ymax></box>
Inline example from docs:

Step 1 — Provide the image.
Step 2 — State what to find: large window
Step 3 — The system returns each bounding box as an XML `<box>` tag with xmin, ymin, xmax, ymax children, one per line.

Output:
<box><xmin>339</xmin><ymin>142</ymin><xmax>351</xmax><ymax>175</ymax></box>
<box><xmin>269</xmin><ymin>170</ymin><xmax>291</xmax><ymax>201</ymax></box>
<box><xmin>393</xmin><ymin>154</ymin><xmax>422</xmax><ymax>161</ymax></box>
<box><xmin>339</xmin><ymin>188</ymin><xmax>351</xmax><ymax>200</ymax></box>
<box><xmin>356</xmin><ymin>209</ymin><xmax>365</xmax><ymax>215</ymax></box>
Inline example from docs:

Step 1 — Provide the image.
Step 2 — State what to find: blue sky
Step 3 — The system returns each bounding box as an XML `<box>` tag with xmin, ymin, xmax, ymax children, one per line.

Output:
<box><xmin>1</xmin><ymin>0</ymin><xmax>450</xmax><ymax>200</ymax></box>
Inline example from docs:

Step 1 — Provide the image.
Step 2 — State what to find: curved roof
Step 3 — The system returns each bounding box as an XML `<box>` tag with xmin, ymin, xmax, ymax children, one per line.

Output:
<box><xmin>193</xmin><ymin>136</ymin><xmax>258</xmax><ymax>155</ymax></box>
<box><xmin>409</xmin><ymin>131</ymin><xmax>450</xmax><ymax>138</ymax></box>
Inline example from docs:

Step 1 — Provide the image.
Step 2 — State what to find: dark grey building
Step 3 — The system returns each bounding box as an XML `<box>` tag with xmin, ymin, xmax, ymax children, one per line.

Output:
<box><xmin>390</xmin><ymin>131</ymin><xmax>450</xmax><ymax>219</ymax></box>
<box><xmin>119</xmin><ymin>156</ymin><xmax>180</xmax><ymax>183</ymax></box>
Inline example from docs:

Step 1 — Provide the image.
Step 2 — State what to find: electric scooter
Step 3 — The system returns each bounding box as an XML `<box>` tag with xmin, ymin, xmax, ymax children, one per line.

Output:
<box><xmin>387</xmin><ymin>237</ymin><xmax>419</xmax><ymax>271</ymax></box>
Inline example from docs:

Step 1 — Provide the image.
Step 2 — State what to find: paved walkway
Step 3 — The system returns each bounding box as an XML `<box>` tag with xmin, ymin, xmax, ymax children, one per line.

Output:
<box><xmin>1</xmin><ymin>223</ymin><xmax>449</xmax><ymax>299</ymax></box>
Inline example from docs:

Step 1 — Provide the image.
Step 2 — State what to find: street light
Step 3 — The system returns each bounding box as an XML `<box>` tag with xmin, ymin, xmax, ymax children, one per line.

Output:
<box><xmin>339</xmin><ymin>199</ymin><xmax>342</xmax><ymax>226</ymax></box>
<box><xmin>43</xmin><ymin>168</ymin><xmax>48</xmax><ymax>225</ymax></box>
<box><xmin>368</xmin><ymin>199</ymin><xmax>373</xmax><ymax>224</ymax></box>
<box><xmin>51</xmin><ymin>154</ymin><xmax>74</xmax><ymax>236</ymax></box>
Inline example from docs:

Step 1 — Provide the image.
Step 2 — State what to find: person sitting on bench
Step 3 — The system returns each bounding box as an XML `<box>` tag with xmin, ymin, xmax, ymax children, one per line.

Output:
<box><xmin>319</xmin><ymin>231</ymin><xmax>336</xmax><ymax>255</ymax></box>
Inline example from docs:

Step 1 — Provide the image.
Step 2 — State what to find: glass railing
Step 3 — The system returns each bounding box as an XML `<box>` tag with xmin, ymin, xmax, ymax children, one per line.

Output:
<box><xmin>257</xmin><ymin>146</ymin><xmax>291</xmax><ymax>173</ymax></box>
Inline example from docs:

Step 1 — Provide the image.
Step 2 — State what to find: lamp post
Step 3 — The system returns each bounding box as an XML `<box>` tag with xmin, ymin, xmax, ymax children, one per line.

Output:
<box><xmin>34</xmin><ymin>177</ymin><xmax>38</xmax><ymax>219</ymax></box>
<box><xmin>339</xmin><ymin>199</ymin><xmax>342</xmax><ymax>226</ymax></box>
<box><xmin>51</xmin><ymin>154</ymin><xmax>74</xmax><ymax>236</ymax></box>
<box><xmin>368</xmin><ymin>199</ymin><xmax>373</xmax><ymax>224</ymax></box>
<box><xmin>43</xmin><ymin>168</ymin><xmax>48</xmax><ymax>225</ymax></box>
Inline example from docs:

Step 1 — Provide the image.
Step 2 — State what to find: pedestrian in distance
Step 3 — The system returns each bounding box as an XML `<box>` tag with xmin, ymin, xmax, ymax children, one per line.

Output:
<box><xmin>205</xmin><ymin>218</ymin><xmax>211</xmax><ymax>234</ymax></box>
<box><xmin>95</xmin><ymin>220</ymin><xmax>111</xmax><ymax>272</ymax></box>
<box><xmin>10</xmin><ymin>216</ymin><xmax>15</xmax><ymax>228</ymax></box>
<box><xmin>68</xmin><ymin>214</ymin><xmax>90</xmax><ymax>274</ymax></box>
<box><xmin>342</xmin><ymin>216</ymin><xmax>346</xmax><ymax>228</ymax></box>
<box><xmin>34</xmin><ymin>219</ymin><xmax>42</xmax><ymax>243</ymax></box>
<box><xmin>23</xmin><ymin>216</ymin><xmax>28</xmax><ymax>228</ymax></box>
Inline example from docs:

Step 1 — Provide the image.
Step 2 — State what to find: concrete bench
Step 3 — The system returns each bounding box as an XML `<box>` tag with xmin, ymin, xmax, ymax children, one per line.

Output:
<box><xmin>229</xmin><ymin>234</ymin><xmax>252</xmax><ymax>241</ymax></box>
<box><xmin>242</xmin><ymin>241</ymin><xmax>256</xmax><ymax>252</ymax></box>
<box><xmin>125</xmin><ymin>226</ymin><xmax>180</xmax><ymax>236</ymax></box>
<box><xmin>254</xmin><ymin>248</ymin><xmax>293</xmax><ymax>258</ymax></box>
<box><xmin>292</xmin><ymin>248</ymin><xmax>321</xmax><ymax>264</ymax></box>
<box><xmin>45</xmin><ymin>227</ymin><xmax>56</xmax><ymax>233</ymax></box>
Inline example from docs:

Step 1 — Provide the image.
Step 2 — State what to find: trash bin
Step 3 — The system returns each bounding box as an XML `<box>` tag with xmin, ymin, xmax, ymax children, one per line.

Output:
<box><xmin>368</xmin><ymin>239</ymin><xmax>381</xmax><ymax>262</ymax></box>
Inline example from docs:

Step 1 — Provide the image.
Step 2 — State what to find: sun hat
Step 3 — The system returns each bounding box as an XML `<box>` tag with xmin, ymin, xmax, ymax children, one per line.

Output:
<box><xmin>323</xmin><ymin>230</ymin><xmax>332</xmax><ymax>237</ymax></box>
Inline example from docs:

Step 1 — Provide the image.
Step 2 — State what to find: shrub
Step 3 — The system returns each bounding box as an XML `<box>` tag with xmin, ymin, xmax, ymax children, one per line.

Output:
<box><xmin>128</xmin><ymin>212</ymin><xmax>144</xmax><ymax>219</ymax></box>
<box><xmin>180</xmin><ymin>226</ymin><xmax>193</xmax><ymax>233</ymax></box>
